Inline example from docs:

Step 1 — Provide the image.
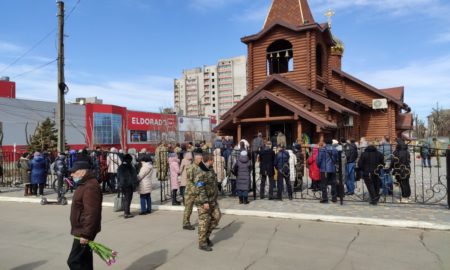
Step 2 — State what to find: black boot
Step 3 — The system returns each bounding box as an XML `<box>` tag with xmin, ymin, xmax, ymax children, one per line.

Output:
<box><xmin>239</xmin><ymin>196</ymin><xmax>243</xmax><ymax>204</ymax></box>
<box><xmin>244</xmin><ymin>197</ymin><xmax>249</xmax><ymax>204</ymax></box>
<box><xmin>172</xmin><ymin>190</ymin><xmax>181</xmax><ymax>206</ymax></box>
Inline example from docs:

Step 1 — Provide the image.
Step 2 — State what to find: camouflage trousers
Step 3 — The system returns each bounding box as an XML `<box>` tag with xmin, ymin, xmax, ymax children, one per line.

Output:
<box><xmin>197</xmin><ymin>202</ymin><xmax>221</xmax><ymax>247</ymax></box>
<box><xmin>183</xmin><ymin>191</ymin><xmax>196</xmax><ymax>226</ymax></box>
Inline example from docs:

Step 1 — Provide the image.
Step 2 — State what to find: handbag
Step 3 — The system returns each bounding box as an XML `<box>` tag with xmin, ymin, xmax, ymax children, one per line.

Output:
<box><xmin>113</xmin><ymin>191</ymin><xmax>124</xmax><ymax>212</ymax></box>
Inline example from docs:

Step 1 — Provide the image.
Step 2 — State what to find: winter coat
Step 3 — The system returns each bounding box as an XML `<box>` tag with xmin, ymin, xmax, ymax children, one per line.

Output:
<box><xmin>391</xmin><ymin>142</ymin><xmax>411</xmax><ymax>177</ymax></box>
<box><xmin>308</xmin><ymin>148</ymin><xmax>320</xmax><ymax>181</ymax></box>
<box><xmin>18</xmin><ymin>157</ymin><xmax>31</xmax><ymax>184</ymax></box>
<box><xmin>169</xmin><ymin>156</ymin><xmax>180</xmax><ymax>189</ymax></box>
<box><xmin>53</xmin><ymin>155</ymin><xmax>68</xmax><ymax>177</ymax></box>
<box><xmin>227</xmin><ymin>148</ymin><xmax>241</xmax><ymax>180</ymax></box>
<box><xmin>358</xmin><ymin>145</ymin><xmax>385</xmax><ymax>178</ymax></box>
<box><xmin>274</xmin><ymin>150</ymin><xmax>290</xmax><ymax>175</ymax></box>
<box><xmin>155</xmin><ymin>145</ymin><xmax>168</xmax><ymax>181</ymax></box>
<box><xmin>107</xmin><ymin>151</ymin><xmax>122</xmax><ymax>174</ymax></box>
<box><xmin>30</xmin><ymin>155</ymin><xmax>48</xmax><ymax>185</ymax></box>
<box><xmin>223</xmin><ymin>139</ymin><xmax>233</xmax><ymax>150</ymax></box>
<box><xmin>378</xmin><ymin>142</ymin><xmax>393</xmax><ymax>162</ymax></box>
<box><xmin>213</xmin><ymin>149</ymin><xmax>225</xmax><ymax>183</ymax></box>
<box><xmin>214</xmin><ymin>139</ymin><xmax>224</xmax><ymax>150</ymax></box>
<box><xmin>180</xmin><ymin>152</ymin><xmax>193</xmax><ymax>187</ymax></box>
<box><xmin>317</xmin><ymin>145</ymin><xmax>338</xmax><ymax>173</ymax></box>
<box><xmin>277</xmin><ymin>133</ymin><xmax>287</xmax><ymax>148</ymax></box>
<box><xmin>118</xmin><ymin>162</ymin><xmax>138</xmax><ymax>190</ymax></box>
<box><xmin>288</xmin><ymin>150</ymin><xmax>297</xmax><ymax>182</ymax></box>
<box><xmin>259</xmin><ymin>147</ymin><xmax>275</xmax><ymax>176</ymax></box>
<box><xmin>137</xmin><ymin>162</ymin><xmax>153</xmax><ymax>194</ymax></box>
<box><xmin>70</xmin><ymin>173</ymin><xmax>102</xmax><ymax>241</ymax></box>
<box><xmin>233</xmin><ymin>155</ymin><xmax>252</xmax><ymax>191</ymax></box>
<box><xmin>295</xmin><ymin>150</ymin><xmax>304</xmax><ymax>179</ymax></box>
<box><xmin>344</xmin><ymin>143</ymin><xmax>358</xmax><ymax>163</ymax></box>
<box><xmin>251</xmin><ymin>136</ymin><xmax>264</xmax><ymax>152</ymax></box>
<box><xmin>420</xmin><ymin>142</ymin><xmax>431</xmax><ymax>158</ymax></box>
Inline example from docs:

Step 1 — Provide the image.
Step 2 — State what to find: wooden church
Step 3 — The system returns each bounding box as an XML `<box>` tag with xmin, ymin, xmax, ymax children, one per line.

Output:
<box><xmin>214</xmin><ymin>0</ymin><xmax>413</xmax><ymax>145</ymax></box>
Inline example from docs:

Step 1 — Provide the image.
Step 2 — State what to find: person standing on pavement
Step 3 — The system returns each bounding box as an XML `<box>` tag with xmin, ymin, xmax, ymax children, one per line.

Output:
<box><xmin>212</xmin><ymin>148</ymin><xmax>225</xmax><ymax>195</ymax></box>
<box><xmin>378</xmin><ymin>136</ymin><xmax>393</xmax><ymax>195</ymax></box>
<box><xmin>18</xmin><ymin>153</ymin><xmax>32</xmax><ymax>196</ymax></box>
<box><xmin>274</xmin><ymin>145</ymin><xmax>293</xmax><ymax>200</ymax></box>
<box><xmin>307</xmin><ymin>145</ymin><xmax>321</xmax><ymax>191</ymax></box>
<box><xmin>106</xmin><ymin>147</ymin><xmax>121</xmax><ymax>193</ymax></box>
<box><xmin>233</xmin><ymin>151</ymin><xmax>252</xmax><ymax>204</ymax></box>
<box><xmin>53</xmin><ymin>152</ymin><xmax>68</xmax><ymax>202</ymax></box>
<box><xmin>67</xmin><ymin>160</ymin><xmax>102</xmax><ymax>270</ymax></box>
<box><xmin>118</xmin><ymin>154</ymin><xmax>138</xmax><ymax>219</ymax></box>
<box><xmin>182</xmin><ymin>152</ymin><xmax>202</xmax><ymax>230</ymax></box>
<box><xmin>194</xmin><ymin>153</ymin><xmax>221</xmax><ymax>252</ymax></box>
<box><xmin>30</xmin><ymin>152</ymin><xmax>48</xmax><ymax>197</ymax></box>
<box><xmin>420</xmin><ymin>140</ymin><xmax>431</xmax><ymax>168</ymax></box>
<box><xmin>259</xmin><ymin>142</ymin><xmax>275</xmax><ymax>199</ymax></box>
<box><xmin>432</xmin><ymin>138</ymin><xmax>442</xmax><ymax>168</ymax></box>
<box><xmin>391</xmin><ymin>138</ymin><xmax>412</xmax><ymax>200</ymax></box>
<box><xmin>316</xmin><ymin>139</ymin><xmax>338</xmax><ymax>203</ymax></box>
<box><xmin>293</xmin><ymin>144</ymin><xmax>304</xmax><ymax>192</ymax></box>
<box><xmin>344</xmin><ymin>139</ymin><xmax>358</xmax><ymax>195</ymax></box>
<box><xmin>358</xmin><ymin>142</ymin><xmax>385</xmax><ymax>205</ymax></box>
<box><xmin>180</xmin><ymin>151</ymin><xmax>193</xmax><ymax>204</ymax></box>
<box><xmin>168</xmin><ymin>152</ymin><xmax>182</xmax><ymax>206</ymax></box>
<box><xmin>137</xmin><ymin>155</ymin><xmax>153</xmax><ymax>215</ymax></box>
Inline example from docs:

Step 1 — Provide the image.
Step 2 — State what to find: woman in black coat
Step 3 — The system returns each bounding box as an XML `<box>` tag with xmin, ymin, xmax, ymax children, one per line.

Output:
<box><xmin>118</xmin><ymin>154</ymin><xmax>138</xmax><ymax>218</ymax></box>
<box><xmin>259</xmin><ymin>143</ymin><xmax>275</xmax><ymax>199</ymax></box>
<box><xmin>390</xmin><ymin>139</ymin><xmax>411</xmax><ymax>200</ymax></box>
<box><xmin>233</xmin><ymin>151</ymin><xmax>252</xmax><ymax>204</ymax></box>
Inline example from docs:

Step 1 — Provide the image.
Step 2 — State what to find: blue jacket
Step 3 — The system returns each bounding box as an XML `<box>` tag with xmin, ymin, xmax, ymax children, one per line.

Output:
<box><xmin>316</xmin><ymin>145</ymin><xmax>338</xmax><ymax>173</ymax></box>
<box><xmin>31</xmin><ymin>155</ymin><xmax>48</xmax><ymax>184</ymax></box>
<box><xmin>274</xmin><ymin>150</ymin><xmax>290</xmax><ymax>173</ymax></box>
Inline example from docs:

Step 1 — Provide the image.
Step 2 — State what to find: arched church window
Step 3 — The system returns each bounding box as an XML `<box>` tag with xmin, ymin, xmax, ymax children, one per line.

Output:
<box><xmin>316</xmin><ymin>44</ymin><xmax>323</xmax><ymax>77</ymax></box>
<box><xmin>266</xmin><ymin>39</ymin><xmax>293</xmax><ymax>75</ymax></box>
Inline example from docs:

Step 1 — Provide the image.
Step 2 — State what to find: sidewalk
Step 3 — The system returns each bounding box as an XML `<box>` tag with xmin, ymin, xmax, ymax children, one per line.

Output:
<box><xmin>1</xmin><ymin>187</ymin><xmax>449</xmax><ymax>231</ymax></box>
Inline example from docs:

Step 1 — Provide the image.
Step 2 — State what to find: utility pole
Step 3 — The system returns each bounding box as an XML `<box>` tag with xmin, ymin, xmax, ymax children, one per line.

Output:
<box><xmin>57</xmin><ymin>1</ymin><xmax>65</xmax><ymax>153</ymax></box>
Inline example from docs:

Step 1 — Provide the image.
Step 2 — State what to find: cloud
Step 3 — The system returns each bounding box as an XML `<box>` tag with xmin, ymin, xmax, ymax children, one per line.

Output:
<box><xmin>189</xmin><ymin>0</ymin><xmax>243</xmax><ymax>11</ymax></box>
<box><xmin>0</xmin><ymin>41</ymin><xmax>22</xmax><ymax>53</ymax></box>
<box><xmin>432</xmin><ymin>31</ymin><xmax>450</xmax><ymax>43</ymax></box>
<box><xmin>354</xmin><ymin>54</ymin><xmax>450</xmax><ymax>119</ymax></box>
<box><xmin>311</xmin><ymin>0</ymin><xmax>450</xmax><ymax>18</ymax></box>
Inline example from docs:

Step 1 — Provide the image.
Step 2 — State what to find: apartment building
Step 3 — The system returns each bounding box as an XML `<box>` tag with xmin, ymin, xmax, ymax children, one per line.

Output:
<box><xmin>174</xmin><ymin>56</ymin><xmax>247</xmax><ymax>122</ymax></box>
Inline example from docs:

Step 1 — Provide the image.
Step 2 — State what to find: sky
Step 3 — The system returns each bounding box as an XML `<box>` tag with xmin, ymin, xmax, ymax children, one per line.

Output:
<box><xmin>0</xmin><ymin>0</ymin><xmax>449</xmax><ymax>120</ymax></box>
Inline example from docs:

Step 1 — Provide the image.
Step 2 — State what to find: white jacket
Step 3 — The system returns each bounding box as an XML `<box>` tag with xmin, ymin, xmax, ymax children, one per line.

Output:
<box><xmin>107</xmin><ymin>152</ymin><xmax>122</xmax><ymax>173</ymax></box>
<box><xmin>137</xmin><ymin>162</ymin><xmax>153</xmax><ymax>194</ymax></box>
<box><xmin>288</xmin><ymin>150</ymin><xmax>297</xmax><ymax>182</ymax></box>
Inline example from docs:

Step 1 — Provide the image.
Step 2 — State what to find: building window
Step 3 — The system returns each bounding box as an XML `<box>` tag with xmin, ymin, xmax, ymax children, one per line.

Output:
<box><xmin>93</xmin><ymin>113</ymin><xmax>122</xmax><ymax>145</ymax></box>
<box><xmin>130</xmin><ymin>130</ymin><xmax>147</xmax><ymax>142</ymax></box>
<box><xmin>212</xmin><ymin>72</ymin><xmax>215</xmax><ymax>76</ymax></box>
<box><xmin>213</xmin><ymin>110</ymin><xmax>216</xmax><ymax>113</ymax></box>
<box><xmin>212</xmin><ymin>85</ymin><xmax>215</xmax><ymax>89</ymax></box>
<box><xmin>316</xmin><ymin>44</ymin><xmax>324</xmax><ymax>77</ymax></box>
<box><xmin>267</xmin><ymin>39</ymin><xmax>293</xmax><ymax>75</ymax></box>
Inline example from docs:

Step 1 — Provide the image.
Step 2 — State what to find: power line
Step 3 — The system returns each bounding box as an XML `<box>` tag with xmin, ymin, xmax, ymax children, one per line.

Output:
<box><xmin>0</xmin><ymin>0</ymin><xmax>82</xmax><ymax>74</ymax></box>
<box><xmin>12</xmin><ymin>59</ymin><xmax>57</xmax><ymax>79</ymax></box>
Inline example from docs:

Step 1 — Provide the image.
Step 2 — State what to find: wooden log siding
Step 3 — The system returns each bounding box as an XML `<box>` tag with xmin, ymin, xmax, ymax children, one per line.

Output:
<box><xmin>250</xmin><ymin>27</ymin><xmax>309</xmax><ymax>90</ymax></box>
<box><xmin>360</xmin><ymin>110</ymin><xmax>391</xmax><ymax>141</ymax></box>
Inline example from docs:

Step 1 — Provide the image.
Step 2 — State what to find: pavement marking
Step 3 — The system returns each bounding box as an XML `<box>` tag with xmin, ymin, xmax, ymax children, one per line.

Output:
<box><xmin>2</xmin><ymin>196</ymin><xmax>450</xmax><ymax>231</ymax></box>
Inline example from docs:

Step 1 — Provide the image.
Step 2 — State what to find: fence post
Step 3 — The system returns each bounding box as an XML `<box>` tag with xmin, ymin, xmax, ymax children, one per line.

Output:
<box><xmin>338</xmin><ymin>150</ymin><xmax>344</xmax><ymax>205</ymax></box>
<box><xmin>447</xmin><ymin>149</ymin><xmax>449</xmax><ymax>209</ymax></box>
<box><xmin>252</xmin><ymin>151</ymin><xmax>257</xmax><ymax>201</ymax></box>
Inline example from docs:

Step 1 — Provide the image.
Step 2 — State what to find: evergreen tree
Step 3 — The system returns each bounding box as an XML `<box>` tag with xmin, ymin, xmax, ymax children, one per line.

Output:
<box><xmin>28</xmin><ymin>118</ymin><xmax>58</xmax><ymax>153</ymax></box>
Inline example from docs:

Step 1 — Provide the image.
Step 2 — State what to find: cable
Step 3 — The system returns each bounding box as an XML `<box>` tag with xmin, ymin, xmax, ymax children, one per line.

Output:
<box><xmin>65</xmin><ymin>0</ymin><xmax>82</xmax><ymax>21</ymax></box>
<box><xmin>11</xmin><ymin>59</ymin><xmax>57</xmax><ymax>79</ymax></box>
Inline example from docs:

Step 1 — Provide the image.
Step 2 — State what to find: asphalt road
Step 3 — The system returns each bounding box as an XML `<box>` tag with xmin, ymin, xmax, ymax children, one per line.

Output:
<box><xmin>1</xmin><ymin>202</ymin><xmax>449</xmax><ymax>270</ymax></box>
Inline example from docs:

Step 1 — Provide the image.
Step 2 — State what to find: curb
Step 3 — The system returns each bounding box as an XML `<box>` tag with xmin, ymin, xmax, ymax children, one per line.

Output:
<box><xmin>2</xmin><ymin>196</ymin><xmax>450</xmax><ymax>231</ymax></box>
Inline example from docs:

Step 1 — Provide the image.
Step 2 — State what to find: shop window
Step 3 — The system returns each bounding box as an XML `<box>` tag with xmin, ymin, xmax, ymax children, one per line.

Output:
<box><xmin>129</xmin><ymin>130</ymin><xmax>148</xmax><ymax>143</ymax></box>
<box><xmin>93</xmin><ymin>113</ymin><xmax>122</xmax><ymax>145</ymax></box>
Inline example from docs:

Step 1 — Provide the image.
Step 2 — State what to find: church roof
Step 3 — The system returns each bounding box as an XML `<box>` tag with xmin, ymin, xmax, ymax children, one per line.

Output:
<box><xmin>264</xmin><ymin>0</ymin><xmax>315</xmax><ymax>28</ymax></box>
<box><xmin>214</xmin><ymin>90</ymin><xmax>337</xmax><ymax>132</ymax></box>
<box><xmin>241</xmin><ymin>21</ymin><xmax>334</xmax><ymax>45</ymax></box>
<box><xmin>381</xmin><ymin>87</ymin><xmax>404</xmax><ymax>102</ymax></box>
<box><xmin>221</xmin><ymin>74</ymin><xmax>358</xmax><ymax>121</ymax></box>
<box><xmin>332</xmin><ymin>68</ymin><xmax>409</xmax><ymax>109</ymax></box>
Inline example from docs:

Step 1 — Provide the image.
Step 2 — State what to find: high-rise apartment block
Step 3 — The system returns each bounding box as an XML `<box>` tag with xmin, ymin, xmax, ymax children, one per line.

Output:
<box><xmin>174</xmin><ymin>56</ymin><xmax>247</xmax><ymax>121</ymax></box>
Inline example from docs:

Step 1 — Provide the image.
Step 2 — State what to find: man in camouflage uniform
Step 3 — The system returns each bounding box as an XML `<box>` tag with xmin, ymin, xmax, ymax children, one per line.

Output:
<box><xmin>194</xmin><ymin>153</ymin><xmax>221</xmax><ymax>252</ymax></box>
<box><xmin>155</xmin><ymin>142</ymin><xmax>168</xmax><ymax>181</ymax></box>
<box><xmin>182</xmin><ymin>152</ymin><xmax>202</xmax><ymax>230</ymax></box>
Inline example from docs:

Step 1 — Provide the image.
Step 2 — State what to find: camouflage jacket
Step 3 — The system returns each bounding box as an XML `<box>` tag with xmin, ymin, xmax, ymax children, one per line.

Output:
<box><xmin>194</xmin><ymin>163</ymin><xmax>218</xmax><ymax>206</ymax></box>
<box><xmin>185</xmin><ymin>163</ymin><xmax>198</xmax><ymax>195</ymax></box>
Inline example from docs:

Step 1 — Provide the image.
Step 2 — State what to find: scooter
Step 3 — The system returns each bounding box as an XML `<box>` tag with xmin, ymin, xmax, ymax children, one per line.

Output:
<box><xmin>41</xmin><ymin>177</ymin><xmax>73</xmax><ymax>205</ymax></box>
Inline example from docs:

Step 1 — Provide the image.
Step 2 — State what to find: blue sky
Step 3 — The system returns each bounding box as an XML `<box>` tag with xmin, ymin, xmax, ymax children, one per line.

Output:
<box><xmin>0</xmin><ymin>0</ymin><xmax>449</xmax><ymax>119</ymax></box>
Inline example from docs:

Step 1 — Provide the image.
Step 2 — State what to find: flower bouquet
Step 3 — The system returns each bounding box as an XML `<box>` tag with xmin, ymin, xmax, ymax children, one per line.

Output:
<box><xmin>75</xmin><ymin>237</ymin><xmax>118</xmax><ymax>266</ymax></box>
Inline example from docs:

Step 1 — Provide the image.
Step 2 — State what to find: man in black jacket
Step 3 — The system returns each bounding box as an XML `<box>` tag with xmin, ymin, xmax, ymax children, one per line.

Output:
<box><xmin>259</xmin><ymin>142</ymin><xmax>275</xmax><ymax>199</ymax></box>
<box><xmin>358</xmin><ymin>143</ymin><xmax>385</xmax><ymax>205</ymax></box>
<box><xmin>344</xmin><ymin>139</ymin><xmax>358</xmax><ymax>195</ymax></box>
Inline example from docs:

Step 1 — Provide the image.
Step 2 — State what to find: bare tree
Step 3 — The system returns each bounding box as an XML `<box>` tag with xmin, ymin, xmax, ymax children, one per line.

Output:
<box><xmin>413</xmin><ymin>113</ymin><xmax>426</xmax><ymax>139</ymax></box>
<box><xmin>428</xmin><ymin>104</ymin><xmax>450</xmax><ymax>137</ymax></box>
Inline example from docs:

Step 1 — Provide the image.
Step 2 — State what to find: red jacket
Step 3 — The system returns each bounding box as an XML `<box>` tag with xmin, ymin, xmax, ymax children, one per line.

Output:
<box><xmin>70</xmin><ymin>175</ymin><xmax>102</xmax><ymax>240</ymax></box>
<box><xmin>308</xmin><ymin>148</ymin><xmax>320</xmax><ymax>181</ymax></box>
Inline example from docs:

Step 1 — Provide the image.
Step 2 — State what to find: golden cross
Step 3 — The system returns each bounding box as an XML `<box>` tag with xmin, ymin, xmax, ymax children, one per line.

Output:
<box><xmin>324</xmin><ymin>9</ymin><xmax>335</xmax><ymax>28</ymax></box>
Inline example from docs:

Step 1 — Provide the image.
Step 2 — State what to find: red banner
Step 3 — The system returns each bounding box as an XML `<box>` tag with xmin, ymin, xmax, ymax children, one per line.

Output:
<box><xmin>127</xmin><ymin>111</ymin><xmax>176</xmax><ymax>131</ymax></box>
